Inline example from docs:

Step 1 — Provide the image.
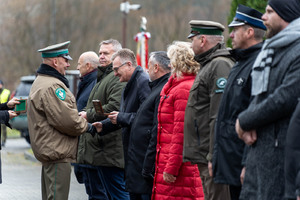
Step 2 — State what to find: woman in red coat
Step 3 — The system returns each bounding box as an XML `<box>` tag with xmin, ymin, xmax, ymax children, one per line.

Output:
<box><xmin>152</xmin><ymin>41</ymin><xmax>204</xmax><ymax>200</ymax></box>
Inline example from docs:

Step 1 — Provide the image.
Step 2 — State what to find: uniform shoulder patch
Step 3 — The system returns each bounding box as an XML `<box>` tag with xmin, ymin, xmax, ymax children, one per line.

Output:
<box><xmin>55</xmin><ymin>88</ymin><xmax>66</xmax><ymax>101</ymax></box>
<box><xmin>216</xmin><ymin>77</ymin><xmax>227</xmax><ymax>89</ymax></box>
<box><xmin>215</xmin><ymin>77</ymin><xmax>227</xmax><ymax>93</ymax></box>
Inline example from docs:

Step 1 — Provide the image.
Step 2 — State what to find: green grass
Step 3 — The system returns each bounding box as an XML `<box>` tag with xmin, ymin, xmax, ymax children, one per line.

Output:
<box><xmin>7</xmin><ymin>128</ymin><xmax>21</xmax><ymax>138</ymax></box>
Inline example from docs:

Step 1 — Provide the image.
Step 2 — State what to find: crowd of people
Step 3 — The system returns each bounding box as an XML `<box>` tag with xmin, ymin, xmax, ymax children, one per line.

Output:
<box><xmin>1</xmin><ymin>0</ymin><xmax>300</xmax><ymax>200</ymax></box>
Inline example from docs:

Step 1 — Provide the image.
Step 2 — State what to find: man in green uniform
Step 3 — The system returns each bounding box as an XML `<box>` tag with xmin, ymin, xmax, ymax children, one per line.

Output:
<box><xmin>183</xmin><ymin>20</ymin><xmax>234</xmax><ymax>200</ymax></box>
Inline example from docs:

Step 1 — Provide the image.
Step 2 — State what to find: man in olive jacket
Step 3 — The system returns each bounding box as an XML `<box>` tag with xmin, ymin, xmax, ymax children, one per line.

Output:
<box><xmin>77</xmin><ymin>39</ymin><xmax>128</xmax><ymax>199</ymax></box>
<box><xmin>183</xmin><ymin>20</ymin><xmax>234</xmax><ymax>200</ymax></box>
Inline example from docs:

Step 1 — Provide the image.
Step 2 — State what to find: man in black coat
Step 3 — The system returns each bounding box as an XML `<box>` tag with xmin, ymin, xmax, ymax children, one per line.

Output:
<box><xmin>93</xmin><ymin>48</ymin><xmax>151</xmax><ymax>199</ymax></box>
<box><xmin>212</xmin><ymin>5</ymin><xmax>266</xmax><ymax>200</ymax></box>
<box><xmin>125</xmin><ymin>51</ymin><xmax>170</xmax><ymax>199</ymax></box>
<box><xmin>235</xmin><ymin>0</ymin><xmax>300</xmax><ymax>199</ymax></box>
<box><xmin>0</xmin><ymin>97</ymin><xmax>20</xmax><ymax>183</ymax></box>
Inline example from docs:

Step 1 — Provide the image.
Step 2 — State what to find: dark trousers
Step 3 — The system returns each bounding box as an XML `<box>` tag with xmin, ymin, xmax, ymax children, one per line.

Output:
<box><xmin>81</xmin><ymin>166</ymin><xmax>110</xmax><ymax>200</ymax></box>
<box><xmin>98</xmin><ymin>166</ymin><xmax>129</xmax><ymax>200</ymax></box>
<box><xmin>229</xmin><ymin>185</ymin><xmax>241</xmax><ymax>200</ymax></box>
<box><xmin>129</xmin><ymin>193</ymin><xmax>151</xmax><ymax>200</ymax></box>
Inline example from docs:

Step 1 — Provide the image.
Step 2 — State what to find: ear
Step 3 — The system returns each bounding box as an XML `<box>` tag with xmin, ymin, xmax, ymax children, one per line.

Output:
<box><xmin>201</xmin><ymin>35</ymin><xmax>206</xmax><ymax>47</ymax></box>
<box><xmin>247</xmin><ymin>27</ymin><xmax>255</xmax><ymax>39</ymax></box>
<box><xmin>154</xmin><ymin>63</ymin><xmax>159</xmax><ymax>73</ymax></box>
<box><xmin>52</xmin><ymin>58</ymin><xmax>59</xmax><ymax>67</ymax></box>
<box><xmin>86</xmin><ymin>62</ymin><xmax>91</xmax><ymax>71</ymax></box>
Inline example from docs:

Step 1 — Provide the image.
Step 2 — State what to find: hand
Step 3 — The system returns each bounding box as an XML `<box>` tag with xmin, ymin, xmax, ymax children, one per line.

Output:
<box><xmin>208</xmin><ymin>161</ymin><xmax>213</xmax><ymax>177</ymax></box>
<box><xmin>78</xmin><ymin>111</ymin><xmax>87</xmax><ymax>120</ymax></box>
<box><xmin>92</xmin><ymin>122</ymin><xmax>103</xmax><ymax>132</ymax></box>
<box><xmin>235</xmin><ymin>119</ymin><xmax>244</xmax><ymax>139</ymax></box>
<box><xmin>240</xmin><ymin>167</ymin><xmax>246</xmax><ymax>184</ymax></box>
<box><xmin>297</xmin><ymin>196</ymin><xmax>300</xmax><ymax>200</ymax></box>
<box><xmin>236</xmin><ymin>119</ymin><xmax>257</xmax><ymax>145</ymax></box>
<box><xmin>241</xmin><ymin>130</ymin><xmax>257</xmax><ymax>146</ymax></box>
<box><xmin>163</xmin><ymin>172</ymin><xmax>176</xmax><ymax>183</ymax></box>
<box><xmin>8</xmin><ymin>110</ymin><xmax>19</xmax><ymax>119</ymax></box>
<box><xmin>7</xmin><ymin>97</ymin><xmax>20</xmax><ymax>108</ymax></box>
<box><xmin>108</xmin><ymin>111</ymin><xmax>119</xmax><ymax>124</ymax></box>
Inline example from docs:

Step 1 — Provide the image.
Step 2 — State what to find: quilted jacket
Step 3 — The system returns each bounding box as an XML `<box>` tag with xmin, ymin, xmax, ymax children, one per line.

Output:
<box><xmin>152</xmin><ymin>73</ymin><xmax>204</xmax><ymax>200</ymax></box>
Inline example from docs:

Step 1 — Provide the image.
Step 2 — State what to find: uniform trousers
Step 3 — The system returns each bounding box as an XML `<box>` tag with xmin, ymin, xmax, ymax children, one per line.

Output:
<box><xmin>197</xmin><ymin>163</ymin><xmax>230</xmax><ymax>200</ymax></box>
<box><xmin>41</xmin><ymin>162</ymin><xmax>71</xmax><ymax>200</ymax></box>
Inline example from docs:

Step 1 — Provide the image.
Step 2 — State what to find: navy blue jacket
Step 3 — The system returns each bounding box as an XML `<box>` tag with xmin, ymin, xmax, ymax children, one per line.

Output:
<box><xmin>76</xmin><ymin>69</ymin><xmax>97</xmax><ymax>111</ymax></box>
<box><xmin>212</xmin><ymin>42</ymin><xmax>263</xmax><ymax>186</ymax></box>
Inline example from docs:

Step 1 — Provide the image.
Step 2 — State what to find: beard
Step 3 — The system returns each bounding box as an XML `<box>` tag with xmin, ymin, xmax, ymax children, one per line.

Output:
<box><xmin>265</xmin><ymin>24</ymin><xmax>283</xmax><ymax>39</ymax></box>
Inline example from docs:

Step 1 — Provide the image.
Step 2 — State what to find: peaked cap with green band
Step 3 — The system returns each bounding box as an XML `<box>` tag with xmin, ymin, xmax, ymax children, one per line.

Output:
<box><xmin>38</xmin><ymin>41</ymin><xmax>72</xmax><ymax>60</ymax></box>
<box><xmin>188</xmin><ymin>20</ymin><xmax>225</xmax><ymax>39</ymax></box>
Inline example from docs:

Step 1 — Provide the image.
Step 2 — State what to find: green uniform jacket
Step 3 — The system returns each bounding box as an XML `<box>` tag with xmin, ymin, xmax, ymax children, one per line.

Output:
<box><xmin>183</xmin><ymin>43</ymin><xmax>234</xmax><ymax>164</ymax></box>
<box><xmin>77</xmin><ymin>64</ymin><xmax>126</xmax><ymax>168</ymax></box>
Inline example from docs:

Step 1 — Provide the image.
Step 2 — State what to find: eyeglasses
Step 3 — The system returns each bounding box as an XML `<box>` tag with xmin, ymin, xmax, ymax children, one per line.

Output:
<box><xmin>113</xmin><ymin>62</ymin><xmax>129</xmax><ymax>72</ymax></box>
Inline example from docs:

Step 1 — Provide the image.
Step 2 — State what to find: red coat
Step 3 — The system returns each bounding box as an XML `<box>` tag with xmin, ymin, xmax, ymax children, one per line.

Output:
<box><xmin>152</xmin><ymin>74</ymin><xmax>204</xmax><ymax>200</ymax></box>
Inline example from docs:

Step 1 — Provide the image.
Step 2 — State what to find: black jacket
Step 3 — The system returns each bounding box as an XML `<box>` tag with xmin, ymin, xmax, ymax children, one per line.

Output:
<box><xmin>212</xmin><ymin>42</ymin><xmax>263</xmax><ymax>186</ymax></box>
<box><xmin>102</xmin><ymin>66</ymin><xmax>151</xmax><ymax>161</ymax></box>
<box><xmin>0</xmin><ymin>103</ymin><xmax>10</xmax><ymax>151</ymax></box>
<box><xmin>285</xmin><ymin>100</ymin><xmax>300</xmax><ymax>199</ymax></box>
<box><xmin>76</xmin><ymin>69</ymin><xmax>97</xmax><ymax>111</ymax></box>
<box><xmin>125</xmin><ymin>73</ymin><xmax>169</xmax><ymax>194</ymax></box>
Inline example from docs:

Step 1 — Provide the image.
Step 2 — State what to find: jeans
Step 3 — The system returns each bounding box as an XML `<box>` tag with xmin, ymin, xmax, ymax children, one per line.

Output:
<box><xmin>98</xmin><ymin>166</ymin><xmax>129</xmax><ymax>200</ymax></box>
<box><xmin>81</xmin><ymin>165</ymin><xmax>110</xmax><ymax>200</ymax></box>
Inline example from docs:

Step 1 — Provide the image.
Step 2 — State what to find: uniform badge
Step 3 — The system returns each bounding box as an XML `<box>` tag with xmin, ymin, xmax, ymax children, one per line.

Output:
<box><xmin>236</xmin><ymin>77</ymin><xmax>244</xmax><ymax>86</ymax></box>
<box><xmin>215</xmin><ymin>77</ymin><xmax>227</xmax><ymax>93</ymax></box>
<box><xmin>55</xmin><ymin>88</ymin><xmax>66</xmax><ymax>101</ymax></box>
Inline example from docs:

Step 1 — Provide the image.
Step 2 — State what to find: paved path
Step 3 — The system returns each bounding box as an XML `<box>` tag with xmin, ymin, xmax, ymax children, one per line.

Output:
<box><xmin>0</xmin><ymin>138</ymin><xmax>88</xmax><ymax>200</ymax></box>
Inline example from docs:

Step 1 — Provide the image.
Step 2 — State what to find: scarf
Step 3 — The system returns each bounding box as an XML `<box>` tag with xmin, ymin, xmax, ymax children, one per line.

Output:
<box><xmin>251</xmin><ymin>17</ymin><xmax>300</xmax><ymax>96</ymax></box>
<box><xmin>36</xmin><ymin>64</ymin><xmax>70</xmax><ymax>88</ymax></box>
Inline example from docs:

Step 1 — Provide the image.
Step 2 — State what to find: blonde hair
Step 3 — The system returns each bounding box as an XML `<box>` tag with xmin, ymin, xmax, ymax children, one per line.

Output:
<box><xmin>167</xmin><ymin>41</ymin><xmax>200</xmax><ymax>78</ymax></box>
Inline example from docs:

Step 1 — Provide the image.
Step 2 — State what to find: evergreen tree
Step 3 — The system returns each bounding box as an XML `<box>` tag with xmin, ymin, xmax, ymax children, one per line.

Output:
<box><xmin>227</xmin><ymin>0</ymin><xmax>268</xmax><ymax>47</ymax></box>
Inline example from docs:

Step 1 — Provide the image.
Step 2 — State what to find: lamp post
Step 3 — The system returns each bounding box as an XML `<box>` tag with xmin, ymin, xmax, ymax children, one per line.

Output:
<box><xmin>120</xmin><ymin>1</ymin><xmax>141</xmax><ymax>47</ymax></box>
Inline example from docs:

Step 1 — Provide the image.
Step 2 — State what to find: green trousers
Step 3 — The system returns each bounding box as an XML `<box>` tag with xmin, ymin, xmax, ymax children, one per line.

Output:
<box><xmin>41</xmin><ymin>162</ymin><xmax>71</xmax><ymax>200</ymax></box>
<box><xmin>198</xmin><ymin>163</ymin><xmax>231</xmax><ymax>200</ymax></box>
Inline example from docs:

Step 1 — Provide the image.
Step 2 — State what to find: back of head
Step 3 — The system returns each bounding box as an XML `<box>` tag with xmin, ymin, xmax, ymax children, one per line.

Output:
<box><xmin>167</xmin><ymin>41</ymin><xmax>200</xmax><ymax>77</ymax></box>
<box><xmin>112</xmin><ymin>48</ymin><xmax>137</xmax><ymax>67</ymax></box>
<box><xmin>149</xmin><ymin>51</ymin><xmax>171</xmax><ymax>72</ymax></box>
<box><xmin>81</xmin><ymin>51</ymin><xmax>99</xmax><ymax>69</ymax></box>
<box><xmin>268</xmin><ymin>0</ymin><xmax>300</xmax><ymax>23</ymax></box>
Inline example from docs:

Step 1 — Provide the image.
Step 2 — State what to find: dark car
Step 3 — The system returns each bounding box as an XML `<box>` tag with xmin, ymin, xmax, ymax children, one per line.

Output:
<box><xmin>10</xmin><ymin>70</ymin><xmax>80</xmax><ymax>144</ymax></box>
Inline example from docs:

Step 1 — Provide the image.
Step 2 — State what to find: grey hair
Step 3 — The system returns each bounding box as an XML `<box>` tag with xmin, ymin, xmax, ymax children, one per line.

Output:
<box><xmin>81</xmin><ymin>51</ymin><xmax>99</xmax><ymax>68</ymax></box>
<box><xmin>202</xmin><ymin>35</ymin><xmax>224</xmax><ymax>45</ymax></box>
<box><xmin>111</xmin><ymin>48</ymin><xmax>137</xmax><ymax>67</ymax></box>
<box><xmin>99</xmin><ymin>39</ymin><xmax>122</xmax><ymax>52</ymax></box>
<box><xmin>149</xmin><ymin>51</ymin><xmax>171</xmax><ymax>72</ymax></box>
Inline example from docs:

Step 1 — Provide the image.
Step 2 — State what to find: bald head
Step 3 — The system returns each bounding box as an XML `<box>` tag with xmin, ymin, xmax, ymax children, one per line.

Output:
<box><xmin>77</xmin><ymin>51</ymin><xmax>99</xmax><ymax>77</ymax></box>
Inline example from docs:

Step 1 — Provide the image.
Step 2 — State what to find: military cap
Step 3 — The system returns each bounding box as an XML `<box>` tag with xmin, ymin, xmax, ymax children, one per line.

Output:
<box><xmin>188</xmin><ymin>20</ymin><xmax>225</xmax><ymax>39</ymax></box>
<box><xmin>229</xmin><ymin>4</ymin><xmax>266</xmax><ymax>30</ymax></box>
<box><xmin>38</xmin><ymin>41</ymin><xmax>72</xmax><ymax>60</ymax></box>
